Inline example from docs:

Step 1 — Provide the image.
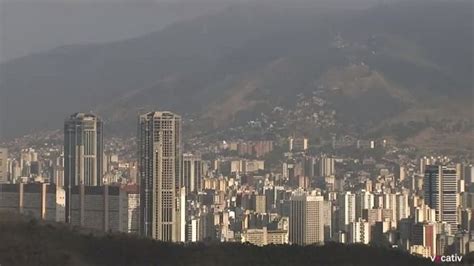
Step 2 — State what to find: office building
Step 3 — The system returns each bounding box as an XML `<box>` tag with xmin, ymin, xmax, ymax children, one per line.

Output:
<box><xmin>289</xmin><ymin>191</ymin><xmax>325</xmax><ymax>245</ymax></box>
<box><xmin>424</xmin><ymin>165</ymin><xmax>459</xmax><ymax>233</ymax></box>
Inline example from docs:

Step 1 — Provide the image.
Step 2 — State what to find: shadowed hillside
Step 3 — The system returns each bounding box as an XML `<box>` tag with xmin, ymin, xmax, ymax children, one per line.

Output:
<box><xmin>0</xmin><ymin>212</ymin><xmax>438</xmax><ymax>266</ymax></box>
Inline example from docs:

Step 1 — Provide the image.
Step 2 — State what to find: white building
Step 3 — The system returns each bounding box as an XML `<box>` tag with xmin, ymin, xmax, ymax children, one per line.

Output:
<box><xmin>319</xmin><ymin>155</ymin><xmax>335</xmax><ymax>177</ymax></box>
<box><xmin>349</xmin><ymin>219</ymin><xmax>371</xmax><ymax>244</ymax></box>
<box><xmin>338</xmin><ymin>192</ymin><xmax>356</xmax><ymax>231</ymax></box>
<box><xmin>127</xmin><ymin>193</ymin><xmax>140</xmax><ymax>234</ymax></box>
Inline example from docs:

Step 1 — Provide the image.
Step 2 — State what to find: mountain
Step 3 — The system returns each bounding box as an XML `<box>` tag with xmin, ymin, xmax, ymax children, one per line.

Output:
<box><xmin>0</xmin><ymin>212</ymin><xmax>435</xmax><ymax>266</ymax></box>
<box><xmin>0</xmin><ymin>0</ymin><xmax>236</xmax><ymax>62</ymax></box>
<box><xmin>0</xmin><ymin>0</ymin><xmax>472</xmax><ymax>145</ymax></box>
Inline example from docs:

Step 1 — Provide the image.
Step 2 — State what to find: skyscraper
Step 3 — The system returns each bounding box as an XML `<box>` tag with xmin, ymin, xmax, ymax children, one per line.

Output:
<box><xmin>138</xmin><ymin>111</ymin><xmax>183</xmax><ymax>242</ymax></box>
<box><xmin>64</xmin><ymin>113</ymin><xmax>104</xmax><ymax>224</ymax></box>
<box><xmin>424</xmin><ymin>165</ymin><xmax>459</xmax><ymax>233</ymax></box>
<box><xmin>289</xmin><ymin>191</ymin><xmax>325</xmax><ymax>245</ymax></box>
<box><xmin>64</xmin><ymin>113</ymin><xmax>104</xmax><ymax>187</ymax></box>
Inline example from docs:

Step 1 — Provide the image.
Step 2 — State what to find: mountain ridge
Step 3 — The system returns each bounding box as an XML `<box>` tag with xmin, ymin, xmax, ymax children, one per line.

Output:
<box><xmin>0</xmin><ymin>0</ymin><xmax>472</xmax><ymax>144</ymax></box>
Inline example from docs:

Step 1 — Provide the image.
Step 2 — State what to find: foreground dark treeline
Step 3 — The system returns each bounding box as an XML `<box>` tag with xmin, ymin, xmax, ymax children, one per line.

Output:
<box><xmin>0</xmin><ymin>212</ymin><xmax>460</xmax><ymax>266</ymax></box>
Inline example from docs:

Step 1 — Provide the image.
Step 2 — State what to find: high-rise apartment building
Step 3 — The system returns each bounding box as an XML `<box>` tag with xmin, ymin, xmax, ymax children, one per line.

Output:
<box><xmin>396</xmin><ymin>193</ymin><xmax>410</xmax><ymax>221</ymax></box>
<box><xmin>319</xmin><ymin>155</ymin><xmax>335</xmax><ymax>178</ymax></box>
<box><xmin>138</xmin><ymin>111</ymin><xmax>183</xmax><ymax>242</ymax></box>
<box><xmin>289</xmin><ymin>191</ymin><xmax>325</xmax><ymax>245</ymax></box>
<box><xmin>349</xmin><ymin>219</ymin><xmax>371</xmax><ymax>244</ymax></box>
<box><xmin>424</xmin><ymin>165</ymin><xmax>459</xmax><ymax>233</ymax></box>
<box><xmin>338</xmin><ymin>192</ymin><xmax>356</xmax><ymax>231</ymax></box>
<box><xmin>355</xmin><ymin>190</ymin><xmax>374</xmax><ymax>220</ymax></box>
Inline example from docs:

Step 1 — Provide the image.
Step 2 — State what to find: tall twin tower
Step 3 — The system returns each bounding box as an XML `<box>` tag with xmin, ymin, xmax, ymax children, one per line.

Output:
<box><xmin>64</xmin><ymin>113</ymin><xmax>104</xmax><ymax>187</ymax></box>
<box><xmin>138</xmin><ymin>111</ymin><xmax>183</xmax><ymax>241</ymax></box>
<box><xmin>64</xmin><ymin>111</ymin><xmax>184</xmax><ymax>242</ymax></box>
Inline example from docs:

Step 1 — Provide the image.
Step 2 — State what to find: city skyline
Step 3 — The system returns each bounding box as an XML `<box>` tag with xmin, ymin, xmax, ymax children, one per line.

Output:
<box><xmin>0</xmin><ymin>106</ymin><xmax>473</xmax><ymax>266</ymax></box>
<box><xmin>0</xmin><ymin>0</ymin><xmax>472</xmax><ymax>264</ymax></box>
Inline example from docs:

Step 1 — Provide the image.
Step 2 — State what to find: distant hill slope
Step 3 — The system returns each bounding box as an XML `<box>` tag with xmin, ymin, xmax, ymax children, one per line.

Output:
<box><xmin>0</xmin><ymin>0</ymin><xmax>472</xmax><ymax>141</ymax></box>
<box><xmin>0</xmin><ymin>212</ymin><xmax>434</xmax><ymax>266</ymax></box>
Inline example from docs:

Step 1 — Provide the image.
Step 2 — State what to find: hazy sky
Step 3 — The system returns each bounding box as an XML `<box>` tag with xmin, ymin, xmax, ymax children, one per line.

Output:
<box><xmin>0</xmin><ymin>0</ymin><xmax>238</xmax><ymax>62</ymax></box>
<box><xmin>0</xmin><ymin>0</ymin><xmax>384</xmax><ymax>62</ymax></box>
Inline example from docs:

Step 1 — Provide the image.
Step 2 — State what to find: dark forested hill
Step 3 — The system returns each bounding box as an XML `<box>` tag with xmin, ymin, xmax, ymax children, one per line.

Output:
<box><xmin>0</xmin><ymin>212</ymin><xmax>436</xmax><ymax>266</ymax></box>
<box><xmin>0</xmin><ymin>0</ymin><xmax>472</xmax><ymax>141</ymax></box>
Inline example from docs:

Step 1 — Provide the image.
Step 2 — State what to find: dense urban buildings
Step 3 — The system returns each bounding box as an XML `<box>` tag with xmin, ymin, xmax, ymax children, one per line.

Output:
<box><xmin>0</xmin><ymin>1</ymin><xmax>471</xmax><ymax>264</ymax></box>
<box><xmin>1</xmin><ymin>110</ymin><xmax>473</xmax><ymax>261</ymax></box>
